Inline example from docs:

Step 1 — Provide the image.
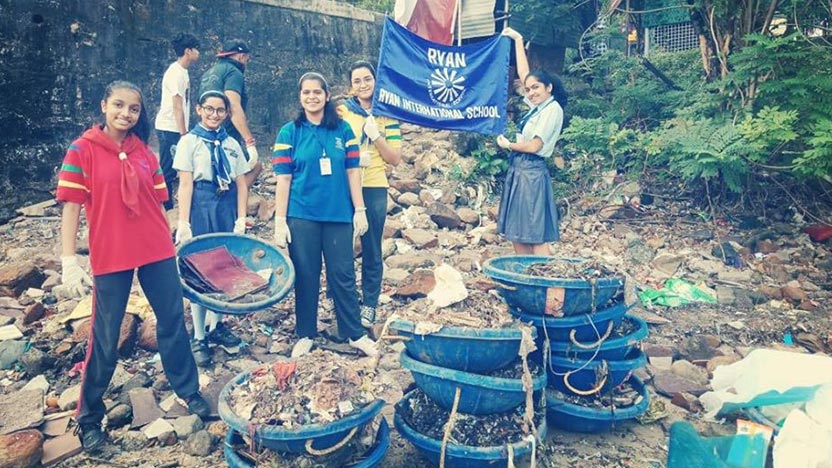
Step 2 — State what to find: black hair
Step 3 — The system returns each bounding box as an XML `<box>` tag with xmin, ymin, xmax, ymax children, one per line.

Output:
<box><xmin>171</xmin><ymin>33</ymin><xmax>199</xmax><ymax>57</ymax></box>
<box><xmin>348</xmin><ymin>60</ymin><xmax>376</xmax><ymax>82</ymax></box>
<box><xmin>101</xmin><ymin>80</ymin><xmax>151</xmax><ymax>143</ymax></box>
<box><xmin>197</xmin><ymin>90</ymin><xmax>230</xmax><ymax>108</ymax></box>
<box><xmin>526</xmin><ymin>69</ymin><xmax>568</xmax><ymax>110</ymax></box>
<box><xmin>294</xmin><ymin>72</ymin><xmax>339</xmax><ymax>130</ymax></box>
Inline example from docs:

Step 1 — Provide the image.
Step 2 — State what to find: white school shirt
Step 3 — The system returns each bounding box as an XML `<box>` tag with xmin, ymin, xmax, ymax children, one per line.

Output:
<box><xmin>154</xmin><ymin>61</ymin><xmax>190</xmax><ymax>133</ymax></box>
<box><xmin>520</xmin><ymin>96</ymin><xmax>564</xmax><ymax>158</ymax></box>
<box><xmin>172</xmin><ymin>129</ymin><xmax>250</xmax><ymax>182</ymax></box>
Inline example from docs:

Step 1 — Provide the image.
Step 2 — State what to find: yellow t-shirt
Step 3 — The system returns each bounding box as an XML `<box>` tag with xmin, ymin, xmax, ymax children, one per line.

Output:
<box><xmin>337</xmin><ymin>103</ymin><xmax>402</xmax><ymax>188</ymax></box>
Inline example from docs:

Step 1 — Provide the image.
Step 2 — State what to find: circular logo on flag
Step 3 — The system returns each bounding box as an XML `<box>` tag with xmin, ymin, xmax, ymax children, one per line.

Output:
<box><xmin>428</xmin><ymin>68</ymin><xmax>466</xmax><ymax>107</ymax></box>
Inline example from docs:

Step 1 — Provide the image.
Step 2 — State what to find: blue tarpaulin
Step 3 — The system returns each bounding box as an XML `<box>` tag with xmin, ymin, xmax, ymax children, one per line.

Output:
<box><xmin>373</xmin><ymin>17</ymin><xmax>510</xmax><ymax>135</ymax></box>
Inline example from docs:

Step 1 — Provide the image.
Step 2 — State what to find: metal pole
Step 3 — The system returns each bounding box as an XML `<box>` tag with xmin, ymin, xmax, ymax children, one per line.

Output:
<box><xmin>456</xmin><ymin>0</ymin><xmax>463</xmax><ymax>46</ymax></box>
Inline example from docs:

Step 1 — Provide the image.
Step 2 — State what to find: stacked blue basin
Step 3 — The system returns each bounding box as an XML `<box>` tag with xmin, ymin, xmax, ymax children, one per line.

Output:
<box><xmin>218</xmin><ymin>367</ymin><xmax>387</xmax><ymax>465</ymax></box>
<box><xmin>483</xmin><ymin>255</ymin><xmax>651</xmax><ymax>433</ymax></box>
<box><xmin>389</xmin><ymin>318</ymin><xmax>547</xmax><ymax>467</ymax></box>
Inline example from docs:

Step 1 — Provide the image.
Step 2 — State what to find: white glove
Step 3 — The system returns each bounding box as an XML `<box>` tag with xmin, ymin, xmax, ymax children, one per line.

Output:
<box><xmin>246</xmin><ymin>145</ymin><xmax>260</xmax><ymax>170</ymax></box>
<box><xmin>233</xmin><ymin>217</ymin><xmax>246</xmax><ymax>234</ymax></box>
<box><xmin>359</xmin><ymin>150</ymin><xmax>372</xmax><ymax>168</ymax></box>
<box><xmin>502</xmin><ymin>27</ymin><xmax>522</xmax><ymax>41</ymax></box>
<box><xmin>61</xmin><ymin>255</ymin><xmax>92</xmax><ymax>298</ymax></box>
<box><xmin>496</xmin><ymin>135</ymin><xmax>511</xmax><ymax>150</ymax></box>
<box><xmin>274</xmin><ymin>215</ymin><xmax>291</xmax><ymax>248</ymax></box>
<box><xmin>176</xmin><ymin>220</ymin><xmax>193</xmax><ymax>245</ymax></box>
<box><xmin>363</xmin><ymin>116</ymin><xmax>381</xmax><ymax>142</ymax></box>
<box><xmin>353</xmin><ymin>209</ymin><xmax>368</xmax><ymax>237</ymax></box>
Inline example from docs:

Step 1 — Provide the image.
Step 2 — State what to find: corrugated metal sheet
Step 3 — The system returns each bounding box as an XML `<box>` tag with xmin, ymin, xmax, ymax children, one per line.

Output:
<box><xmin>459</xmin><ymin>0</ymin><xmax>498</xmax><ymax>39</ymax></box>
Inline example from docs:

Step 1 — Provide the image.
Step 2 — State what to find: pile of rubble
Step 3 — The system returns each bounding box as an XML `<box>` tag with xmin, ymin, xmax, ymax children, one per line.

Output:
<box><xmin>0</xmin><ymin>122</ymin><xmax>829</xmax><ymax>467</ymax></box>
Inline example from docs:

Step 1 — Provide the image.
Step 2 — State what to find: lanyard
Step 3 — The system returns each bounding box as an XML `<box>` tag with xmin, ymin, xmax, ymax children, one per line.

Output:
<box><xmin>308</xmin><ymin>125</ymin><xmax>329</xmax><ymax>159</ymax></box>
<box><xmin>518</xmin><ymin>98</ymin><xmax>555</xmax><ymax>132</ymax></box>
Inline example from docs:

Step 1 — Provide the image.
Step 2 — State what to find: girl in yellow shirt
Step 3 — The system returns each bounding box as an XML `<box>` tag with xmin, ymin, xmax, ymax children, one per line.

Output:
<box><xmin>336</xmin><ymin>60</ymin><xmax>403</xmax><ymax>327</ymax></box>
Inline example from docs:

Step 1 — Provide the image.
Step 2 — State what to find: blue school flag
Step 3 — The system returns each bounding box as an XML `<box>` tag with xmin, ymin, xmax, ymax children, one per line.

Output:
<box><xmin>373</xmin><ymin>17</ymin><xmax>510</xmax><ymax>135</ymax></box>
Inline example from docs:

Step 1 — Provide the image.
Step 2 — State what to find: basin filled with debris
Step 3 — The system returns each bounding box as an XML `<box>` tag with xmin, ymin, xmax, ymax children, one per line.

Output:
<box><xmin>511</xmin><ymin>302</ymin><xmax>631</xmax><ymax>343</ymax></box>
<box><xmin>483</xmin><ymin>255</ymin><xmax>624</xmax><ymax>316</ymax></box>
<box><xmin>395</xmin><ymin>388</ymin><xmax>546</xmax><ymax>468</ymax></box>
<box><xmin>218</xmin><ymin>350</ymin><xmax>385</xmax><ymax>453</ymax></box>
<box><xmin>545</xmin><ymin>376</ymin><xmax>650</xmax><ymax>433</ymax></box>
<box><xmin>545</xmin><ymin>315</ymin><xmax>648</xmax><ymax>361</ymax></box>
<box><xmin>177</xmin><ymin>233</ymin><xmax>294</xmax><ymax>314</ymax></box>
<box><xmin>224</xmin><ymin>417</ymin><xmax>391</xmax><ymax>467</ymax></box>
<box><xmin>399</xmin><ymin>351</ymin><xmax>545</xmax><ymax>415</ymax></box>
<box><xmin>546</xmin><ymin>349</ymin><xmax>647</xmax><ymax>396</ymax></box>
<box><xmin>390</xmin><ymin>289</ymin><xmax>537</xmax><ymax>372</ymax></box>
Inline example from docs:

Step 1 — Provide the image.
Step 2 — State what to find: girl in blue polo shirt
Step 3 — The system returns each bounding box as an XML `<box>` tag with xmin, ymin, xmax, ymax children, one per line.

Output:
<box><xmin>272</xmin><ymin>72</ymin><xmax>378</xmax><ymax>358</ymax></box>
<box><xmin>174</xmin><ymin>90</ymin><xmax>250</xmax><ymax>366</ymax></box>
<box><xmin>496</xmin><ymin>28</ymin><xmax>567</xmax><ymax>255</ymax></box>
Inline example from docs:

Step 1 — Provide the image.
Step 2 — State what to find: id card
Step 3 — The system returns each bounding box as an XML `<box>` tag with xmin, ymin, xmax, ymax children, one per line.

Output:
<box><xmin>319</xmin><ymin>158</ymin><xmax>332</xmax><ymax>176</ymax></box>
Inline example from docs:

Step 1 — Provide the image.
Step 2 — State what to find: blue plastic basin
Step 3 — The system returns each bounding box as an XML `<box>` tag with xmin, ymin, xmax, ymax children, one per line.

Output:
<box><xmin>395</xmin><ymin>390</ymin><xmax>547</xmax><ymax>468</ymax></box>
<box><xmin>547</xmin><ymin>349</ymin><xmax>647</xmax><ymax>396</ymax></box>
<box><xmin>546</xmin><ymin>375</ymin><xmax>650</xmax><ymax>433</ymax></box>
<box><xmin>223</xmin><ymin>418</ymin><xmax>391</xmax><ymax>467</ymax></box>
<box><xmin>547</xmin><ymin>315</ymin><xmax>648</xmax><ymax>361</ymax></box>
<box><xmin>399</xmin><ymin>351</ymin><xmax>546</xmax><ymax>415</ymax></box>
<box><xmin>512</xmin><ymin>302</ymin><xmax>631</xmax><ymax>343</ymax></box>
<box><xmin>177</xmin><ymin>233</ymin><xmax>295</xmax><ymax>315</ymax></box>
<box><xmin>389</xmin><ymin>320</ymin><xmax>537</xmax><ymax>373</ymax></box>
<box><xmin>218</xmin><ymin>368</ymin><xmax>384</xmax><ymax>453</ymax></box>
<box><xmin>483</xmin><ymin>255</ymin><xmax>624</xmax><ymax>316</ymax></box>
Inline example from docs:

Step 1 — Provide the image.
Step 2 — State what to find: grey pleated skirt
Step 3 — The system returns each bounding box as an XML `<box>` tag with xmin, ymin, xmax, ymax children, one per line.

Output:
<box><xmin>497</xmin><ymin>153</ymin><xmax>559</xmax><ymax>244</ymax></box>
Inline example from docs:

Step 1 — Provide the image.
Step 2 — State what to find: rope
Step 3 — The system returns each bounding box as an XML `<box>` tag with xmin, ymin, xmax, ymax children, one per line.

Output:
<box><xmin>304</xmin><ymin>426</ymin><xmax>358</xmax><ymax>456</ymax></box>
<box><xmin>519</xmin><ymin>327</ymin><xmax>536</xmax><ymax>435</ymax></box>
<box><xmin>542</xmin><ymin>314</ymin><xmax>603</xmax><ymax>377</ymax></box>
<box><xmin>370</xmin><ymin>312</ymin><xmax>400</xmax><ymax>371</ymax></box>
<box><xmin>562</xmin><ymin>368</ymin><xmax>608</xmax><ymax>396</ymax></box>
<box><xmin>526</xmin><ymin>434</ymin><xmax>537</xmax><ymax>468</ymax></box>
<box><xmin>569</xmin><ymin>321</ymin><xmax>614</xmax><ymax>349</ymax></box>
<box><xmin>439</xmin><ymin>387</ymin><xmax>462</xmax><ymax>468</ymax></box>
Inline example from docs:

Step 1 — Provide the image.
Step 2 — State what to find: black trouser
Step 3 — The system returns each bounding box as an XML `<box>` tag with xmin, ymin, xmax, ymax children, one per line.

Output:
<box><xmin>287</xmin><ymin>218</ymin><xmax>364</xmax><ymax>341</ymax></box>
<box><xmin>77</xmin><ymin>257</ymin><xmax>198</xmax><ymax>425</ymax></box>
<box><xmin>156</xmin><ymin>130</ymin><xmax>181</xmax><ymax>211</ymax></box>
<box><xmin>360</xmin><ymin>187</ymin><xmax>388</xmax><ymax>308</ymax></box>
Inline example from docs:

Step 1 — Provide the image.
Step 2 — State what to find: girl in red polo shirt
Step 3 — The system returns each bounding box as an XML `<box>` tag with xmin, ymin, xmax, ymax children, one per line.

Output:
<box><xmin>57</xmin><ymin>81</ymin><xmax>208</xmax><ymax>452</ymax></box>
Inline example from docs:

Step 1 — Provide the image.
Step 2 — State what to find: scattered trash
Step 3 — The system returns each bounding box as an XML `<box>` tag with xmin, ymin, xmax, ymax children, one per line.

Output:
<box><xmin>638</xmin><ymin>278</ymin><xmax>717</xmax><ymax>307</ymax></box>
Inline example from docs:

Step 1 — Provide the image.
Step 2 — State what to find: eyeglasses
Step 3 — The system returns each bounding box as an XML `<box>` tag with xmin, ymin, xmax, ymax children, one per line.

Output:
<box><xmin>201</xmin><ymin>106</ymin><xmax>227</xmax><ymax>116</ymax></box>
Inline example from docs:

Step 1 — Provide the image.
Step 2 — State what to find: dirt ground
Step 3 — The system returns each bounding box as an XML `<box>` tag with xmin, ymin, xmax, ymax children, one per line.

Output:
<box><xmin>1</xmin><ymin>124</ymin><xmax>830</xmax><ymax>468</ymax></box>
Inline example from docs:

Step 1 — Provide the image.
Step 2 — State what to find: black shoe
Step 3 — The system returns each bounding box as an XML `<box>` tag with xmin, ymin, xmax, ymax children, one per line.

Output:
<box><xmin>186</xmin><ymin>392</ymin><xmax>211</xmax><ymax>419</ymax></box>
<box><xmin>79</xmin><ymin>423</ymin><xmax>106</xmax><ymax>452</ymax></box>
<box><xmin>190</xmin><ymin>339</ymin><xmax>213</xmax><ymax>367</ymax></box>
<box><xmin>207</xmin><ymin>322</ymin><xmax>242</xmax><ymax>347</ymax></box>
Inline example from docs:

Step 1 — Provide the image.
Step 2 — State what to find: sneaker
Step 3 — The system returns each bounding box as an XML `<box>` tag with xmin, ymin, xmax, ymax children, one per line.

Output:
<box><xmin>190</xmin><ymin>339</ymin><xmax>213</xmax><ymax>367</ymax></box>
<box><xmin>291</xmin><ymin>337</ymin><xmax>313</xmax><ymax>358</ymax></box>
<box><xmin>186</xmin><ymin>392</ymin><xmax>211</xmax><ymax>419</ymax></box>
<box><xmin>207</xmin><ymin>322</ymin><xmax>242</xmax><ymax>347</ymax></box>
<box><xmin>78</xmin><ymin>423</ymin><xmax>106</xmax><ymax>452</ymax></box>
<box><xmin>360</xmin><ymin>306</ymin><xmax>376</xmax><ymax>328</ymax></box>
<box><xmin>349</xmin><ymin>335</ymin><xmax>379</xmax><ymax>357</ymax></box>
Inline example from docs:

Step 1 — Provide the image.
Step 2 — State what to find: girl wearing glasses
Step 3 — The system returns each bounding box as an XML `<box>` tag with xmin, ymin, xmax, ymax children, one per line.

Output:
<box><xmin>173</xmin><ymin>90</ymin><xmax>250</xmax><ymax>366</ymax></box>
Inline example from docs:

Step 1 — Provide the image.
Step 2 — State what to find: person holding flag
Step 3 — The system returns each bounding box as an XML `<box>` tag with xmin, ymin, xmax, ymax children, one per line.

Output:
<box><xmin>336</xmin><ymin>60</ymin><xmax>403</xmax><ymax>328</ymax></box>
<box><xmin>495</xmin><ymin>27</ymin><xmax>567</xmax><ymax>255</ymax></box>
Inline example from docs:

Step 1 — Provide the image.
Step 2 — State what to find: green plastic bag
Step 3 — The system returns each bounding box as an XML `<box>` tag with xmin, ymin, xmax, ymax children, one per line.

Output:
<box><xmin>638</xmin><ymin>278</ymin><xmax>717</xmax><ymax>307</ymax></box>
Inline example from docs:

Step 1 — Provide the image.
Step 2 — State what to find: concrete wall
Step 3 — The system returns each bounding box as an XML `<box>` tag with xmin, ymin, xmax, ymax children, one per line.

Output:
<box><xmin>0</xmin><ymin>0</ymin><xmax>383</xmax><ymax>221</ymax></box>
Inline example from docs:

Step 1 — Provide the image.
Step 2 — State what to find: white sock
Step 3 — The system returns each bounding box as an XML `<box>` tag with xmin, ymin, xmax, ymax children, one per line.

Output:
<box><xmin>205</xmin><ymin>310</ymin><xmax>220</xmax><ymax>332</ymax></box>
<box><xmin>191</xmin><ymin>304</ymin><xmax>206</xmax><ymax>341</ymax></box>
